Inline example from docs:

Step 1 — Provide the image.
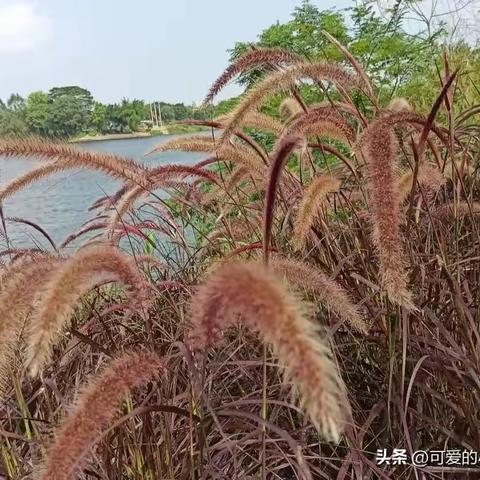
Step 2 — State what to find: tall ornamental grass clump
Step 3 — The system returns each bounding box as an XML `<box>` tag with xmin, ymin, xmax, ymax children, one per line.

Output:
<box><xmin>0</xmin><ymin>44</ymin><xmax>479</xmax><ymax>480</ymax></box>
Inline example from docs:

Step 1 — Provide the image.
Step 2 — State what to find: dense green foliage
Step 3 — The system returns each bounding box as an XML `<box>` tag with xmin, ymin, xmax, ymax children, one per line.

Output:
<box><xmin>0</xmin><ymin>88</ymin><xmax>218</xmax><ymax>139</ymax></box>
<box><xmin>229</xmin><ymin>0</ymin><xmax>479</xmax><ymax>112</ymax></box>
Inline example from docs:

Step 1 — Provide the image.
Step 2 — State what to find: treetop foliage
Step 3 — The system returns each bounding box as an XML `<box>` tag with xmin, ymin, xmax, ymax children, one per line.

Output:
<box><xmin>229</xmin><ymin>0</ymin><xmax>479</xmax><ymax>112</ymax></box>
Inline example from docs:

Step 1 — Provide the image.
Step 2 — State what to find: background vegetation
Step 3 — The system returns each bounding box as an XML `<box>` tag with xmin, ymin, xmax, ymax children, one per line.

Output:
<box><xmin>3</xmin><ymin>0</ymin><xmax>479</xmax><ymax>140</ymax></box>
<box><xmin>0</xmin><ymin>86</ymin><xmax>221</xmax><ymax>139</ymax></box>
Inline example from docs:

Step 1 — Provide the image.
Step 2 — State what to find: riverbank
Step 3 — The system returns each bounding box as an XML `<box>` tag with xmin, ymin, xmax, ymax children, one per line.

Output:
<box><xmin>72</xmin><ymin>132</ymin><xmax>150</xmax><ymax>143</ymax></box>
<box><xmin>150</xmin><ymin>124</ymin><xmax>208</xmax><ymax>136</ymax></box>
<box><xmin>72</xmin><ymin>124</ymin><xmax>208</xmax><ymax>143</ymax></box>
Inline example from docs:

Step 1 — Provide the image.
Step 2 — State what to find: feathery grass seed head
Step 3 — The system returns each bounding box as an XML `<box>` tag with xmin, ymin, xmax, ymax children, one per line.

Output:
<box><xmin>188</xmin><ymin>261</ymin><xmax>350</xmax><ymax>441</ymax></box>
<box><xmin>204</xmin><ymin>48</ymin><xmax>304</xmax><ymax>105</ymax></box>
<box><xmin>292</xmin><ymin>175</ymin><xmax>341</xmax><ymax>251</ymax></box>
<box><xmin>358</xmin><ymin>118</ymin><xmax>414</xmax><ymax>308</ymax></box>
<box><xmin>271</xmin><ymin>257</ymin><xmax>369</xmax><ymax>333</ymax></box>
<box><xmin>221</xmin><ymin>62</ymin><xmax>361</xmax><ymax>144</ymax></box>
<box><xmin>26</xmin><ymin>246</ymin><xmax>150</xmax><ymax>377</ymax></box>
<box><xmin>38</xmin><ymin>351</ymin><xmax>163</xmax><ymax>480</ymax></box>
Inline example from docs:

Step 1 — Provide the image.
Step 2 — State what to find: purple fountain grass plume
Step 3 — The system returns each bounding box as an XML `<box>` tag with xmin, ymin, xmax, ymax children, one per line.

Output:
<box><xmin>0</xmin><ymin>162</ymin><xmax>65</xmax><ymax>202</ymax></box>
<box><xmin>78</xmin><ymin>233</ymin><xmax>106</xmax><ymax>249</ymax></box>
<box><xmin>106</xmin><ymin>185</ymin><xmax>145</xmax><ymax>237</ymax></box>
<box><xmin>283</xmin><ymin>106</ymin><xmax>356</xmax><ymax>144</ymax></box>
<box><xmin>81</xmin><ymin>215</ymin><xmax>109</xmax><ymax>228</ymax></box>
<box><xmin>202</xmin><ymin>217</ymin><xmax>258</xmax><ymax>251</ymax></box>
<box><xmin>270</xmin><ymin>257</ymin><xmax>368</xmax><ymax>334</ymax></box>
<box><xmin>388</xmin><ymin>97</ymin><xmax>413</xmax><ymax>112</ymax></box>
<box><xmin>292</xmin><ymin>175</ymin><xmax>341</xmax><ymax>251</ymax></box>
<box><xmin>203</xmin><ymin>166</ymin><xmax>250</xmax><ymax>206</ymax></box>
<box><xmin>356</xmin><ymin>86</ymin><xmax>455</xmax><ymax>307</ymax></box>
<box><xmin>108</xmin><ymin>183</ymin><xmax>190</xmax><ymax>236</ymax></box>
<box><xmin>223</xmin><ymin>165</ymin><xmax>251</xmax><ymax>188</ymax></box>
<box><xmin>443</xmin><ymin>157</ymin><xmax>477</xmax><ymax>180</ymax></box>
<box><xmin>384</xmin><ymin>80</ymin><xmax>456</xmax><ymax>231</ymax></box>
<box><xmin>38</xmin><ymin>351</ymin><xmax>164</xmax><ymax>480</ymax></box>
<box><xmin>150</xmin><ymin>164</ymin><xmax>220</xmax><ymax>185</ymax></box>
<box><xmin>172</xmin><ymin>119</ymin><xmax>269</xmax><ymax>161</ymax></box>
<box><xmin>217</xmin><ymin>110</ymin><xmax>284</xmax><ymax>136</ymax></box>
<box><xmin>25</xmin><ymin>246</ymin><xmax>150</xmax><ymax>377</ymax></box>
<box><xmin>372</xmin><ymin>111</ymin><xmax>450</xmax><ymax>152</ymax></box>
<box><xmin>308</xmin><ymin>100</ymin><xmax>367</xmax><ymax>124</ymax></box>
<box><xmin>0</xmin><ymin>137</ymin><xmax>149</xmax><ymax>189</ymax></box>
<box><xmin>147</xmin><ymin>135</ymin><xmax>215</xmax><ymax>155</ymax></box>
<box><xmin>0</xmin><ymin>137</ymin><xmax>143</xmax><ymax>173</ymax></box>
<box><xmin>193</xmin><ymin>155</ymin><xmax>219</xmax><ymax>169</ymax></box>
<box><xmin>216</xmin><ymin>143</ymin><xmax>267</xmax><ymax>176</ymax></box>
<box><xmin>106</xmin><ymin>165</ymin><xmax>220</xmax><ymax>236</ymax></box>
<box><xmin>321</xmin><ymin>30</ymin><xmax>375</xmax><ymax>99</ymax></box>
<box><xmin>221</xmin><ymin>62</ymin><xmax>362</xmax><ymax>144</ymax></box>
<box><xmin>89</xmin><ymin>185</ymin><xmax>130</xmax><ymax>212</ymax></box>
<box><xmin>61</xmin><ymin>222</ymin><xmax>109</xmax><ymax>249</ymax></box>
<box><xmin>110</xmin><ymin>223</ymin><xmax>162</xmax><ymax>248</ymax></box>
<box><xmin>353</xmin><ymin>110</ymin><xmax>449</xmax><ymax>154</ymax></box>
<box><xmin>398</xmin><ymin>163</ymin><xmax>446</xmax><ymax>202</ymax></box>
<box><xmin>432</xmin><ymin>201</ymin><xmax>480</xmax><ymax>222</ymax></box>
<box><xmin>279</xmin><ymin>97</ymin><xmax>304</xmax><ymax>121</ymax></box>
<box><xmin>204</xmin><ymin>48</ymin><xmax>304</xmax><ymax>105</ymax></box>
<box><xmin>0</xmin><ymin>256</ymin><xmax>61</xmax><ymax>399</ymax></box>
<box><xmin>148</xmin><ymin>136</ymin><xmax>266</xmax><ymax>176</ymax></box>
<box><xmin>0</xmin><ymin>248</ymin><xmax>45</xmax><ymax>266</ymax></box>
<box><xmin>88</xmin><ymin>194</ymin><xmax>109</xmax><ymax>212</ymax></box>
<box><xmin>89</xmin><ymin>195</ymin><xmax>112</xmax><ymax>211</ymax></box>
<box><xmin>264</xmin><ymin>134</ymin><xmax>303</xmax><ymax>261</ymax></box>
<box><xmin>6</xmin><ymin>217</ymin><xmax>57</xmax><ymax>252</ymax></box>
<box><xmin>357</xmin><ymin>116</ymin><xmax>415</xmax><ymax>308</ymax></box>
<box><xmin>188</xmin><ymin>261</ymin><xmax>350</xmax><ymax>441</ymax></box>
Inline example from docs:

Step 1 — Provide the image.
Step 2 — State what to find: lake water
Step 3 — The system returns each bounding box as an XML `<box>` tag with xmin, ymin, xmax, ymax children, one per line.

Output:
<box><xmin>0</xmin><ymin>135</ymin><xmax>203</xmax><ymax>250</ymax></box>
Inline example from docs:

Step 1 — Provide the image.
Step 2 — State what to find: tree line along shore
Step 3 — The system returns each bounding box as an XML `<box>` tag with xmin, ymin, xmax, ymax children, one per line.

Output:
<box><xmin>0</xmin><ymin>87</ymin><xmax>232</xmax><ymax>141</ymax></box>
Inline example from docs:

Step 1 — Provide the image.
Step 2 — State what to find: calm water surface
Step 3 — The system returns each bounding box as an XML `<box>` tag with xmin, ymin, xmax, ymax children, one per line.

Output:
<box><xmin>0</xmin><ymin>135</ymin><xmax>203</xmax><ymax>249</ymax></box>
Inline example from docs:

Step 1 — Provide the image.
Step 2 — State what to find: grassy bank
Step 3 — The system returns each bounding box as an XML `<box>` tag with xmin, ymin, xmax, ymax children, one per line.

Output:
<box><xmin>149</xmin><ymin>123</ymin><xmax>209</xmax><ymax>136</ymax></box>
<box><xmin>72</xmin><ymin>124</ymin><xmax>208</xmax><ymax>142</ymax></box>
<box><xmin>71</xmin><ymin>132</ymin><xmax>151</xmax><ymax>142</ymax></box>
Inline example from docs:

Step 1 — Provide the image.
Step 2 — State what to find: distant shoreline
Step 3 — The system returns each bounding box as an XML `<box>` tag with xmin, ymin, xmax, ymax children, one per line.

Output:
<box><xmin>72</xmin><ymin>124</ymin><xmax>208</xmax><ymax>143</ymax></box>
<box><xmin>72</xmin><ymin>132</ymin><xmax>151</xmax><ymax>143</ymax></box>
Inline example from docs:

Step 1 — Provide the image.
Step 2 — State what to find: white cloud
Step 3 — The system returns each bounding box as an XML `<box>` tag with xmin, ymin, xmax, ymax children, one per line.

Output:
<box><xmin>0</xmin><ymin>2</ymin><xmax>51</xmax><ymax>54</ymax></box>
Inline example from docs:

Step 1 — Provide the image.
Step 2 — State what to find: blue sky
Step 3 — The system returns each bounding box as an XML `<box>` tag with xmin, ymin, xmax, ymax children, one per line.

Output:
<box><xmin>0</xmin><ymin>0</ymin><xmax>351</xmax><ymax>105</ymax></box>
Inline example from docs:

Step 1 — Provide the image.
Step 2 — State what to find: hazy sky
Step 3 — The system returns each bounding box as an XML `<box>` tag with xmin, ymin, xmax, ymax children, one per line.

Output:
<box><xmin>0</xmin><ymin>0</ymin><xmax>350</xmax><ymax>105</ymax></box>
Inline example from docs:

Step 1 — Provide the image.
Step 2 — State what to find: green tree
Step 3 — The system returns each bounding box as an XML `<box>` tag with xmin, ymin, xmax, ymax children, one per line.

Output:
<box><xmin>0</xmin><ymin>110</ymin><xmax>28</xmax><ymax>137</ymax></box>
<box><xmin>229</xmin><ymin>1</ymin><xmax>349</xmax><ymax>89</ymax></box>
<box><xmin>119</xmin><ymin>99</ymin><xmax>147</xmax><ymax>132</ymax></box>
<box><xmin>0</xmin><ymin>93</ymin><xmax>27</xmax><ymax>137</ymax></box>
<box><xmin>46</xmin><ymin>86</ymin><xmax>94</xmax><ymax>137</ymax></box>
<box><xmin>158</xmin><ymin>102</ymin><xmax>175</xmax><ymax>122</ymax></box>
<box><xmin>212</xmin><ymin>97</ymin><xmax>239</xmax><ymax>117</ymax></box>
<box><xmin>172</xmin><ymin>103</ymin><xmax>189</xmax><ymax>121</ymax></box>
<box><xmin>48</xmin><ymin>86</ymin><xmax>93</xmax><ymax>109</ymax></box>
<box><xmin>6</xmin><ymin>93</ymin><xmax>26</xmax><ymax>111</ymax></box>
<box><xmin>91</xmin><ymin>102</ymin><xmax>108</xmax><ymax>133</ymax></box>
<box><xmin>25</xmin><ymin>91</ymin><xmax>49</xmax><ymax>135</ymax></box>
<box><xmin>227</xmin><ymin>0</ymin><xmax>443</xmax><ymax>109</ymax></box>
<box><xmin>348</xmin><ymin>3</ymin><xmax>442</xmax><ymax>102</ymax></box>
